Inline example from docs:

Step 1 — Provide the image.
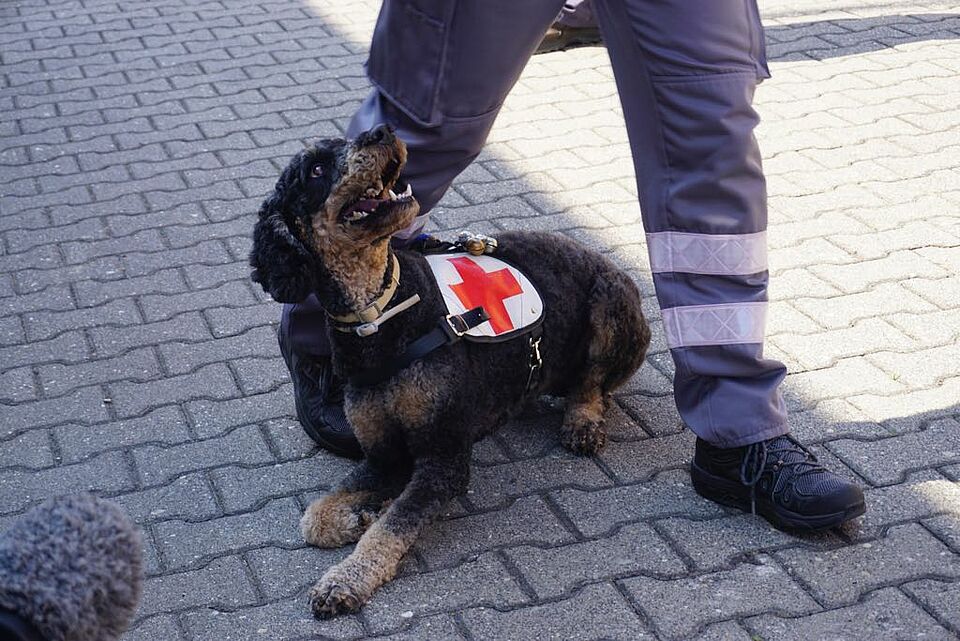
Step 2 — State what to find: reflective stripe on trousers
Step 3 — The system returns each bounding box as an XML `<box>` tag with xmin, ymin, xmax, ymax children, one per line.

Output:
<box><xmin>283</xmin><ymin>0</ymin><xmax>788</xmax><ymax>447</ymax></box>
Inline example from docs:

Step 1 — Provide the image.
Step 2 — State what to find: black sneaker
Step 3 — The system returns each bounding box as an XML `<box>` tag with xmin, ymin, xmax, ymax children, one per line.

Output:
<box><xmin>535</xmin><ymin>24</ymin><xmax>603</xmax><ymax>55</ymax></box>
<box><xmin>277</xmin><ymin>330</ymin><xmax>363</xmax><ymax>460</ymax></box>
<box><xmin>691</xmin><ymin>434</ymin><xmax>865</xmax><ymax>531</ymax></box>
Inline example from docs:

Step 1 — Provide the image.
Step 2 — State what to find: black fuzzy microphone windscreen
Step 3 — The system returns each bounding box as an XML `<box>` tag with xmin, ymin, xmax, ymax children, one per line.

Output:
<box><xmin>0</xmin><ymin>494</ymin><xmax>143</xmax><ymax>641</ymax></box>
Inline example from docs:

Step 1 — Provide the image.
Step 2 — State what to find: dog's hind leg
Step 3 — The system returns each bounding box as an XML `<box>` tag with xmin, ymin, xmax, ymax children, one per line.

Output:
<box><xmin>302</xmin><ymin>457</ymin><xmax>412</xmax><ymax>548</ymax></box>
<box><xmin>561</xmin><ymin>273</ymin><xmax>650</xmax><ymax>456</ymax></box>
<box><xmin>308</xmin><ymin>452</ymin><xmax>470</xmax><ymax>618</ymax></box>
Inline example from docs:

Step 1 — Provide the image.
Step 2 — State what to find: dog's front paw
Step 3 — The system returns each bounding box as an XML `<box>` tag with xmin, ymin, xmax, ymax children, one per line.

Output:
<box><xmin>309</xmin><ymin>568</ymin><xmax>367</xmax><ymax>618</ymax></box>
<box><xmin>301</xmin><ymin>492</ymin><xmax>376</xmax><ymax>548</ymax></box>
<box><xmin>561</xmin><ymin>419</ymin><xmax>607</xmax><ymax>455</ymax></box>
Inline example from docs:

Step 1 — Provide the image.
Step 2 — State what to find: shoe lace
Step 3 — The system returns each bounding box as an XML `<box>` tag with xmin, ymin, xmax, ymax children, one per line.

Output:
<box><xmin>301</xmin><ymin>359</ymin><xmax>344</xmax><ymax>404</ymax></box>
<box><xmin>738</xmin><ymin>435</ymin><xmax>825</xmax><ymax>515</ymax></box>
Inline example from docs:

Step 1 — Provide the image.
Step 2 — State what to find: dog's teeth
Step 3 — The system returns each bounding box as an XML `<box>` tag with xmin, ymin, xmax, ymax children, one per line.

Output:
<box><xmin>346</xmin><ymin>211</ymin><xmax>368</xmax><ymax>221</ymax></box>
<box><xmin>402</xmin><ymin>183</ymin><xmax>412</xmax><ymax>197</ymax></box>
<box><xmin>365</xmin><ymin>188</ymin><xmax>378</xmax><ymax>197</ymax></box>
<box><xmin>388</xmin><ymin>189</ymin><xmax>398</xmax><ymax>201</ymax></box>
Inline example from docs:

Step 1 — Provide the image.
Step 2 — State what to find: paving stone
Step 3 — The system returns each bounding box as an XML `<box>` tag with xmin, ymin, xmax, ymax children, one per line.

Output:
<box><xmin>24</xmin><ymin>298</ymin><xmax>142</xmax><ymax>342</ymax></box>
<box><xmin>154</xmin><ymin>497</ymin><xmax>302</xmax><ymax>571</ymax></box>
<box><xmin>413</xmin><ymin>495</ymin><xmax>576</xmax><ymax>570</ymax></box>
<box><xmin>618</xmin><ymin>393</ymin><xmax>685</xmax><ymax>437</ymax></box>
<box><xmin>598</xmin><ymin>431</ymin><xmax>694</xmax><ymax>483</ymax></box>
<box><xmin>0</xmin><ymin>450</ymin><xmax>134</xmax><ymax>514</ymax></box>
<box><xmin>923</xmin><ymin>515</ymin><xmax>960</xmax><ymax>553</ymax></box>
<box><xmin>134</xmin><ymin>423</ymin><xmax>273</xmax><ymax>486</ymax></box>
<box><xmin>829</xmin><ymin>417</ymin><xmax>960</xmax><ymax>486</ymax></box>
<box><xmin>363</xmin><ymin>553</ymin><xmax>528</xmax><ymax>634</ymax></box>
<box><xmin>73</xmin><ymin>268</ymin><xmax>187</xmax><ymax>307</ymax></box>
<box><xmin>158</xmin><ymin>325</ymin><xmax>276</xmax><ymax>375</ymax></box>
<box><xmin>623</xmin><ymin>555</ymin><xmax>819</xmax><ymax>640</ymax></box>
<box><xmin>0</xmin><ymin>429</ymin><xmax>54</xmax><ymax>469</ymax></box>
<box><xmin>122</xmin><ymin>239</ymin><xmax>233</xmax><ymax>277</ymax></box>
<box><xmin>902</xmin><ymin>579</ymin><xmax>960</xmax><ymax>633</ymax></box>
<box><xmin>0</xmin><ymin>316</ymin><xmax>25</xmax><ymax>347</ymax></box>
<box><xmin>186</xmin><ymin>384</ymin><xmax>292</xmax><ymax>438</ymax></box>
<box><xmin>210</xmin><ymin>454</ymin><xmax>356</xmax><ymax>513</ymax></box>
<box><xmin>466</xmin><ymin>452</ymin><xmax>611</xmax><ymax>509</ymax></box>
<box><xmin>139</xmin><ymin>280</ymin><xmax>257</xmax><ymax>322</ymax></box>
<box><xmin>181</xmin><ymin>597</ymin><xmax>363</xmax><ymax>641</ymax></box>
<box><xmin>3</xmin><ymin>386</ymin><xmax>111</xmax><ymax>434</ymax></box>
<box><xmin>62</xmin><ymin>229</ymin><xmax>166</xmax><ymax>265</ymax></box>
<box><xmin>746</xmin><ymin>587</ymin><xmax>954</xmax><ymax>641</ymax></box>
<box><xmin>37</xmin><ymin>346</ymin><xmax>161</xmax><ymax>397</ymax></box>
<box><xmin>90</xmin><ymin>311</ymin><xmax>213</xmax><ymax>357</ymax></box>
<box><xmin>690</xmin><ymin>621</ymin><xmax>755</xmax><ymax>641</ymax></box>
<box><xmin>5</xmin><ymin>218</ymin><xmax>107</xmax><ymax>253</ymax></box>
<box><xmin>772</xmin><ymin>317</ymin><xmax>917</xmax><ymax>371</ymax></box>
<box><xmin>792</xmin><ymin>282</ymin><xmax>937</xmax><ymax>329</ymax></box>
<box><xmin>112</xmin><ymin>473</ymin><xmax>220</xmax><ymax>524</ymax></box>
<box><xmin>245</xmin><ymin>545</ymin><xmax>351</xmax><ymax>601</ymax></box>
<box><xmin>463</xmin><ymin>582</ymin><xmax>654</xmax><ymax>641</ymax></box>
<box><xmin>774</xmin><ymin>523</ymin><xmax>960</xmax><ymax>607</ymax></box>
<box><xmin>54</xmin><ymin>406</ymin><xmax>191</xmax><ymax>463</ymax></box>
<box><xmin>232</xmin><ymin>355</ymin><xmax>288</xmax><ymax>395</ymax></box>
<box><xmin>852</xmin><ymin>471</ymin><xmax>960</xmax><ymax>539</ymax></box>
<box><xmin>122</xmin><ymin>615</ymin><xmax>184</xmax><ymax>641</ymax></box>
<box><xmin>259</xmin><ymin>417</ymin><xmax>317</xmax><ymax>462</ymax></box>
<box><xmin>868</xmin><ymin>342</ymin><xmax>960</xmax><ymax>388</ymax></box>
<box><xmin>110</xmin><ymin>362</ymin><xmax>240</xmax><ymax>418</ymax></box>
<box><xmin>655</xmin><ymin>514</ymin><xmax>825</xmax><ymax>571</ymax></box>
<box><xmin>366</xmin><ymin>615</ymin><xmax>465</xmax><ymax>641</ymax></box>
<box><xmin>138</xmin><ymin>555</ymin><xmax>258</xmax><ymax>618</ymax></box>
<box><xmin>552</xmin><ymin>469</ymin><xmax>726</xmax><ymax>538</ymax></box>
<box><xmin>0</xmin><ymin>365</ymin><xmax>37</xmax><ymax>403</ymax></box>
<box><xmin>15</xmin><ymin>257</ymin><xmax>126</xmax><ymax>294</ymax></box>
<box><xmin>506</xmin><ymin>521</ymin><xmax>686</xmax><ymax>599</ymax></box>
<box><xmin>0</xmin><ymin>284</ymin><xmax>74</xmax><ymax>317</ymax></box>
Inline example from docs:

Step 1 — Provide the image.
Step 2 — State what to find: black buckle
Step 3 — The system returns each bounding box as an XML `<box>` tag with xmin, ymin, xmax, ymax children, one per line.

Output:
<box><xmin>444</xmin><ymin>313</ymin><xmax>470</xmax><ymax>338</ymax></box>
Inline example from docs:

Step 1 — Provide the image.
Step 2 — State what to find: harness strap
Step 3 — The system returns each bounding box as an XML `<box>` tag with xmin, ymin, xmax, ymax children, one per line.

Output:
<box><xmin>349</xmin><ymin>306</ymin><xmax>490</xmax><ymax>387</ymax></box>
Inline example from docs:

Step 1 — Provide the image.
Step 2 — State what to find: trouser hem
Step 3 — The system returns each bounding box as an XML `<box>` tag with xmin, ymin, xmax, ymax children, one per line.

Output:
<box><xmin>692</xmin><ymin>422</ymin><xmax>790</xmax><ymax>449</ymax></box>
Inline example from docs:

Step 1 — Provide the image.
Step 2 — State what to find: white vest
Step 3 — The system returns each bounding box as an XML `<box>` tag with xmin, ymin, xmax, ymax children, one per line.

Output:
<box><xmin>423</xmin><ymin>253</ymin><xmax>544</xmax><ymax>341</ymax></box>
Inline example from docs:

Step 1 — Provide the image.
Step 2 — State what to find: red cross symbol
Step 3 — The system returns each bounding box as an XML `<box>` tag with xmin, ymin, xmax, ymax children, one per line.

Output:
<box><xmin>448</xmin><ymin>257</ymin><xmax>523</xmax><ymax>334</ymax></box>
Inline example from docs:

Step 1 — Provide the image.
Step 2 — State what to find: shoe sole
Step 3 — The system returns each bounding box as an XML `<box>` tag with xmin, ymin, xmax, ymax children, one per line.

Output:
<box><xmin>691</xmin><ymin>460</ymin><xmax>866</xmax><ymax>531</ymax></box>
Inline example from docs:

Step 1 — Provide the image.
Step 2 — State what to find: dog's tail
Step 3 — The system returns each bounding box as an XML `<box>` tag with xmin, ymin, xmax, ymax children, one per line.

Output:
<box><xmin>0</xmin><ymin>494</ymin><xmax>143</xmax><ymax>641</ymax></box>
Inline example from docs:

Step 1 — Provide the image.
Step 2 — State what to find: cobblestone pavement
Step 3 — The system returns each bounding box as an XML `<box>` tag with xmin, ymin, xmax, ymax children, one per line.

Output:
<box><xmin>2</xmin><ymin>0</ymin><xmax>960</xmax><ymax>639</ymax></box>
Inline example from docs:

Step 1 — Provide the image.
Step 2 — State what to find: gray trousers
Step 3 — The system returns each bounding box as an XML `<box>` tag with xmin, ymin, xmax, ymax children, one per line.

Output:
<box><xmin>282</xmin><ymin>0</ymin><xmax>788</xmax><ymax>448</ymax></box>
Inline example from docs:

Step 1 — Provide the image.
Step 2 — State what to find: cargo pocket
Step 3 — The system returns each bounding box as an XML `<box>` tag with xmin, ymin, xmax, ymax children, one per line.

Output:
<box><xmin>746</xmin><ymin>0</ymin><xmax>770</xmax><ymax>80</ymax></box>
<box><xmin>367</xmin><ymin>0</ymin><xmax>453</xmax><ymax>127</ymax></box>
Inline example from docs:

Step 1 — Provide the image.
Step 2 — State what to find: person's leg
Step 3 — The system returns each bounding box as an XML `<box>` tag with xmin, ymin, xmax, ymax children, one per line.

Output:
<box><xmin>285</xmin><ymin>0</ymin><xmax>564</xmax><ymax>358</ymax></box>
<box><xmin>280</xmin><ymin>0</ymin><xmax>564</xmax><ymax>453</ymax></box>
<box><xmin>592</xmin><ymin>0</ymin><xmax>863</xmax><ymax>528</ymax></box>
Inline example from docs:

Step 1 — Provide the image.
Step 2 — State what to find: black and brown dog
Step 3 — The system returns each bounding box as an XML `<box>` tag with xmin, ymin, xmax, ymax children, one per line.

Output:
<box><xmin>250</xmin><ymin>125</ymin><xmax>651</xmax><ymax>618</ymax></box>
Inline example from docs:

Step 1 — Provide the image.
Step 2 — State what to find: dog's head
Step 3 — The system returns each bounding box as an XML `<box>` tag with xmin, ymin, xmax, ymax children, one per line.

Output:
<box><xmin>249</xmin><ymin>125</ymin><xmax>419</xmax><ymax>306</ymax></box>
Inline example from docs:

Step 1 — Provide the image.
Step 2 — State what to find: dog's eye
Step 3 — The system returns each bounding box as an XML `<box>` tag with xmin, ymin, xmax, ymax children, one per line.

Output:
<box><xmin>310</xmin><ymin>164</ymin><xmax>324</xmax><ymax>178</ymax></box>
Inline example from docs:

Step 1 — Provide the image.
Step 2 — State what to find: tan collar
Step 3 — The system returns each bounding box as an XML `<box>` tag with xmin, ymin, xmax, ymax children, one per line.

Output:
<box><xmin>328</xmin><ymin>254</ymin><xmax>420</xmax><ymax>336</ymax></box>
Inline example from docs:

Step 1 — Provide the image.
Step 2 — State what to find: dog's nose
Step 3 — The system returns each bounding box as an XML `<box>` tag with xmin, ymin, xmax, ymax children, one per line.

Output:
<box><xmin>362</xmin><ymin>124</ymin><xmax>396</xmax><ymax>146</ymax></box>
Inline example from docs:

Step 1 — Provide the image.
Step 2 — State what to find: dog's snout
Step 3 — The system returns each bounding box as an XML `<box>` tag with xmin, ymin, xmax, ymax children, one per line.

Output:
<box><xmin>360</xmin><ymin>124</ymin><xmax>396</xmax><ymax>147</ymax></box>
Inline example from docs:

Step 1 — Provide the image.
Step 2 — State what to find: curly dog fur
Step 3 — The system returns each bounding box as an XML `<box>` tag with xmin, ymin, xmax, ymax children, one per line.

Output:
<box><xmin>0</xmin><ymin>494</ymin><xmax>143</xmax><ymax>641</ymax></box>
<box><xmin>250</xmin><ymin>126</ymin><xmax>651</xmax><ymax>618</ymax></box>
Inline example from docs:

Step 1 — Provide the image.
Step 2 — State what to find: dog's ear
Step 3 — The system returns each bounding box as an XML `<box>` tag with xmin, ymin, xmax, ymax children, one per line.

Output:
<box><xmin>249</xmin><ymin>193</ymin><xmax>318</xmax><ymax>303</ymax></box>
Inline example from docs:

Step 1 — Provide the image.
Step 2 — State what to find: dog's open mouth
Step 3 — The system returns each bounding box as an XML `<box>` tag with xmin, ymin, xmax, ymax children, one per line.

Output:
<box><xmin>339</xmin><ymin>159</ymin><xmax>414</xmax><ymax>224</ymax></box>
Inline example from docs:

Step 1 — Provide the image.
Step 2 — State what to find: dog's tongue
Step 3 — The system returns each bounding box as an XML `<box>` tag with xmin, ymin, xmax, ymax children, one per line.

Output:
<box><xmin>346</xmin><ymin>198</ymin><xmax>385</xmax><ymax>214</ymax></box>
